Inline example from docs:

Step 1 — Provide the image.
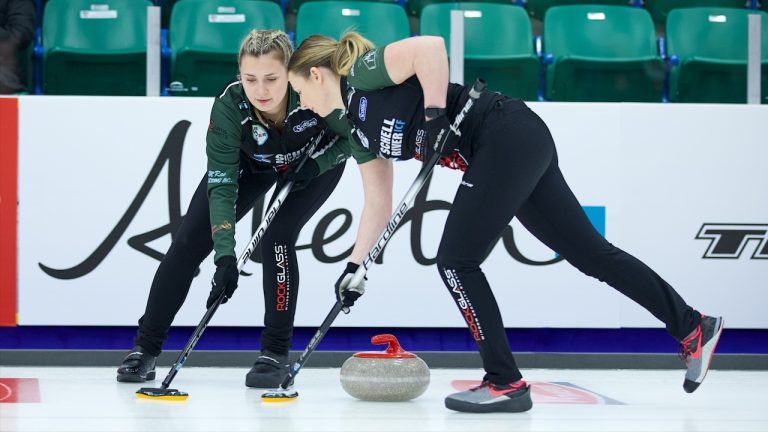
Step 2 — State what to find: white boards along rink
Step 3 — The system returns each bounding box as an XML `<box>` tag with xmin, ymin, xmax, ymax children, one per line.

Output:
<box><xmin>15</xmin><ymin>96</ymin><xmax>768</xmax><ymax>328</ymax></box>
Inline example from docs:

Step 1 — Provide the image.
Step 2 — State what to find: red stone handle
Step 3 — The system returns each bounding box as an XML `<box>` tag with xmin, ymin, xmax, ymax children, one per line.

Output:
<box><xmin>371</xmin><ymin>334</ymin><xmax>405</xmax><ymax>355</ymax></box>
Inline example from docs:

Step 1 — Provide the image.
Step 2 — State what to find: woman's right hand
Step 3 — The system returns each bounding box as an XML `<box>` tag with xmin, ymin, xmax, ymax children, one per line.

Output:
<box><xmin>420</xmin><ymin>113</ymin><xmax>457</xmax><ymax>163</ymax></box>
<box><xmin>334</xmin><ymin>262</ymin><xmax>366</xmax><ymax>308</ymax></box>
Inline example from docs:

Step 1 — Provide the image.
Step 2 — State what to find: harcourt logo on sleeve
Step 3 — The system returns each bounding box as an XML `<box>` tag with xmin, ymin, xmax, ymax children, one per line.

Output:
<box><xmin>695</xmin><ymin>223</ymin><xmax>768</xmax><ymax>259</ymax></box>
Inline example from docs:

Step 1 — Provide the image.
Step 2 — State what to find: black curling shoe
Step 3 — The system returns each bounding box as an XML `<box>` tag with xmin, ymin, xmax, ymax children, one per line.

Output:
<box><xmin>116</xmin><ymin>346</ymin><xmax>157</xmax><ymax>383</ymax></box>
<box><xmin>245</xmin><ymin>350</ymin><xmax>289</xmax><ymax>388</ymax></box>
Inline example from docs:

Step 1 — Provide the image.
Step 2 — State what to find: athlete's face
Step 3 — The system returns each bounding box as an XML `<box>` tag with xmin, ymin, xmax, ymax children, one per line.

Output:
<box><xmin>288</xmin><ymin>67</ymin><xmax>338</xmax><ymax>117</ymax></box>
<box><xmin>239</xmin><ymin>53</ymin><xmax>289</xmax><ymax>117</ymax></box>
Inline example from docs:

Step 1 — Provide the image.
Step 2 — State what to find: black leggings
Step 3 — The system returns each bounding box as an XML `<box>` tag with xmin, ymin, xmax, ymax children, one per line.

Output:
<box><xmin>435</xmin><ymin>99</ymin><xmax>701</xmax><ymax>384</ymax></box>
<box><xmin>134</xmin><ymin>161</ymin><xmax>345</xmax><ymax>357</ymax></box>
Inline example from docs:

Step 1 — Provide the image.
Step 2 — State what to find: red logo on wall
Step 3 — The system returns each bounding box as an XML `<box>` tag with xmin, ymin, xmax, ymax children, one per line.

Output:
<box><xmin>0</xmin><ymin>98</ymin><xmax>19</xmax><ymax>327</ymax></box>
<box><xmin>0</xmin><ymin>378</ymin><xmax>41</xmax><ymax>403</ymax></box>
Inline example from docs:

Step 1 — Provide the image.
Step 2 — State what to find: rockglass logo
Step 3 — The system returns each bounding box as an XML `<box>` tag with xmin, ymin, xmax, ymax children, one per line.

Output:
<box><xmin>443</xmin><ymin>268</ymin><xmax>483</xmax><ymax>341</ymax></box>
<box><xmin>274</xmin><ymin>244</ymin><xmax>289</xmax><ymax>311</ymax></box>
<box><xmin>695</xmin><ymin>223</ymin><xmax>768</xmax><ymax>259</ymax></box>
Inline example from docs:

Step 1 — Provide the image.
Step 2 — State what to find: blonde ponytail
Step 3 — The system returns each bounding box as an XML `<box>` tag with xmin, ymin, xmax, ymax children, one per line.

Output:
<box><xmin>288</xmin><ymin>32</ymin><xmax>375</xmax><ymax>78</ymax></box>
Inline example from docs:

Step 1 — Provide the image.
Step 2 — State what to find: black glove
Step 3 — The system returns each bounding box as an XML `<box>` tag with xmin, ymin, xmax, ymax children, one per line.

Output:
<box><xmin>281</xmin><ymin>158</ymin><xmax>319</xmax><ymax>192</ymax></box>
<box><xmin>419</xmin><ymin>113</ymin><xmax>457</xmax><ymax>163</ymax></box>
<box><xmin>334</xmin><ymin>262</ymin><xmax>366</xmax><ymax>308</ymax></box>
<box><xmin>206</xmin><ymin>256</ymin><xmax>239</xmax><ymax>309</ymax></box>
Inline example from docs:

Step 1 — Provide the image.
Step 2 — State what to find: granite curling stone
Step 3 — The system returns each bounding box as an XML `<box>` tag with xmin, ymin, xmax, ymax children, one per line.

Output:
<box><xmin>340</xmin><ymin>334</ymin><xmax>430</xmax><ymax>402</ymax></box>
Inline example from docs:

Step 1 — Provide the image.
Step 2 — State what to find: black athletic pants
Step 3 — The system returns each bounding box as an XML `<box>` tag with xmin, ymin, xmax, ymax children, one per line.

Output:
<box><xmin>435</xmin><ymin>99</ymin><xmax>701</xmax><ymax>384</ymax></box>
<box><xmin>134</xmin><ymin>160</ymin><xmax>345</xmax><ymax>357</ymax></box>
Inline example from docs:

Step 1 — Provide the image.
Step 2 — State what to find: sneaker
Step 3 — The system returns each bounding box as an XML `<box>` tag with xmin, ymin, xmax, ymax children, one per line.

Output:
<box><xmin>116</xmin><ymin>346</ymin><xmax>157</xmax><ymax>383</ymax></box>
<box><xmin>445</xmin><ymin>379</ymin><xmax>532</xmax><ymax>413</ymax></box>
<box><xmin>680</xmin><ymin>315</ymin><xmax>724</xmax><ymax>393</ymax></box>
<box><xmin>245</xmin><ymin>350</ymin><xmax>289</xmax><ymax>388</ymax></box>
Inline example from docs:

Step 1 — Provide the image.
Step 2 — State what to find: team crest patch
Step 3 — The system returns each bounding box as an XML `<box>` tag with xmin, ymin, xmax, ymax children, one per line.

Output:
<box><xmin>363</xmin><ymin>50</ymin><xmax>376</xmax><ymax>70</ymax></box>
<box><xmin>252</xmin><ymin>124</ymin><xmax>268</xmax><ymax>145</ymax></box>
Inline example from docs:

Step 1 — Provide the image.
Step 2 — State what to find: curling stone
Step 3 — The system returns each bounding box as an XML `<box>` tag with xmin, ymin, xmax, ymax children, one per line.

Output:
<box><xmin>340</xmin><ymin>334</ymin><xmax>430</xmax><ymax>402</ymax></box>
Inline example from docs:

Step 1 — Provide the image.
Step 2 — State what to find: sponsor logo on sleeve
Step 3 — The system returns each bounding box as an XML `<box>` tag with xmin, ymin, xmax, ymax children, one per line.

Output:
<box><xmin>207</xmin><ymin>170</ymin><xmax>234</xmax><ymax>184</ymax></box>
<box><xmin>208</xmin><ymin>119</ymin><xmax>228</xmax><ymax>137</ymax></box>
<box><xmin>292</xmin><ymin>118</ymin><xmax>318</xmax><ymax>133</ymax></box>
<box><xmin>358</xmin><ymin>97</ymin><xmax>367</xmax><ymax>121</ymax></box>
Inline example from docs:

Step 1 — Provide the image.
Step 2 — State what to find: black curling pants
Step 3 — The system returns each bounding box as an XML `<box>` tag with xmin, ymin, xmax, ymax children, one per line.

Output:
<box><xmin>133</xmin><ymin>162</ymin><xmax>345</xmax><ymax>357</ymax></box>
<box><xmin>435</xmin><ymin>99</ymin><xmax>701</xmax><ymax>384</ymax></box>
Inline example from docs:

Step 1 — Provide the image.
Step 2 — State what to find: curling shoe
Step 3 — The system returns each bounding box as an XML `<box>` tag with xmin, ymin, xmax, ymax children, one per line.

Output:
<box><xmin>245</xmin><ymin>350</ymin><xmax>289</xmax><ymax>388</ymax></box>
<box><xmin>116</xmin><ymin>345</ymin><xmax>157</xmax><ymax>383</ymax></box>
<box><xmin>445</xmin><ymin>379</ymin><xmax>532</xmax><ymax>413</ymax></box>
<box><xmin>680</xmin><ymin>314</ymin><xmax>724</xmax><ymax>393</ymax></box>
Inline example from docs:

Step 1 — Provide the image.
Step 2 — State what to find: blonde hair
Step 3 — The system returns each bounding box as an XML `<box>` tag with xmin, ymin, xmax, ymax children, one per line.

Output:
<box><xmin>237</xmin><ymin>29</ymin><xmax>292</xmax><ymax>126</ymax></box>
<box><xmin>288</xmin><ymin>32</ymin><xmax>375</xmax><ymax>78</ymax></box>
<box><xmin>238</xmin><ymin>29</ymin><xmax>293</xmax><ymax>66</ymax></box>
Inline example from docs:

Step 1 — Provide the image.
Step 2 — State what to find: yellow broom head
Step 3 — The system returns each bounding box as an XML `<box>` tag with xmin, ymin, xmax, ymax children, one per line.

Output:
<box><xmin>135</xmin><ymin>387</ymin><xmax>189</xmax><ymax>401</ymax></box>
<box><xmin>260</xmin><ymin>387</ymin><xmax>299</xmax><ymax>402</ymax></box>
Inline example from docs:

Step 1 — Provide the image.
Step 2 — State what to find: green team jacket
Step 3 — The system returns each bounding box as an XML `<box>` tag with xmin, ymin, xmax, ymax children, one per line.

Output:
<box><xmin>206</xmin><ymin>80</ymin><xmax>376</xmax><ymax>262</ymax></box>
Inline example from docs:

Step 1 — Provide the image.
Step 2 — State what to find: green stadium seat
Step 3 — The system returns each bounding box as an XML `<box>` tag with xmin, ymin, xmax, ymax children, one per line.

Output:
<box><xmin>406</xmin><ymin>0</ymin><xmax>514</xmax><ymax>18</ymax></box>
<box><xmin>169</xmin><ymin>0</ymin><xmax>284</xmax><ymax>96</ymax></box>
<box><xmin>294</xmin><ymin>1</ymin><xmax>410</xmax><ymax>47</ymax></box>
<box><xmin>643</xmin><ymin>0</ymin><xmax>746</xmax><ymax>24</ymax></box>
<box><xmin>287</xmin><ymin>0</ymin><xmax>399</xmax><ymax>15</ymax></box>
<box><xmin>43</xmin><ymin>0</ymin><xmax>151</xmax><ymax>95</ymax></box>
<box><xmin>666</xmin><ymin>7</ymin><xmax>768</xmax><ymax>103</ymax></box>
<box><xmin>162</xmin><ymin>0</ymin><xmax>282</xmax><ymax>27</ymax></box>
<box><xmin>527</xmin><ymin>0</ymin><xmax>633</xmax><ymax>21</ymax></box>
<box><xmin>420</xmin><ymin>3</ymin><xmax>539</xmax><ymax>100</ymax></box>
<box><xmin>543</xmin><ymin>5</ymin><xmax>664</xmax><ymax>101</ymax></box>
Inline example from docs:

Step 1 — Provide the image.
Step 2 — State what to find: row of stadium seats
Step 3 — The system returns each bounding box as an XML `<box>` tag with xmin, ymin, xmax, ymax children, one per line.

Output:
<box><xmin>32</xmin><ymin>0</ymin><xmax>768</xmax><ymax>103</ymax></box>
<box><xmin>32</xmin><ymin>0</ymin><xmax>768</xmax><ymax>23</ymax></box>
